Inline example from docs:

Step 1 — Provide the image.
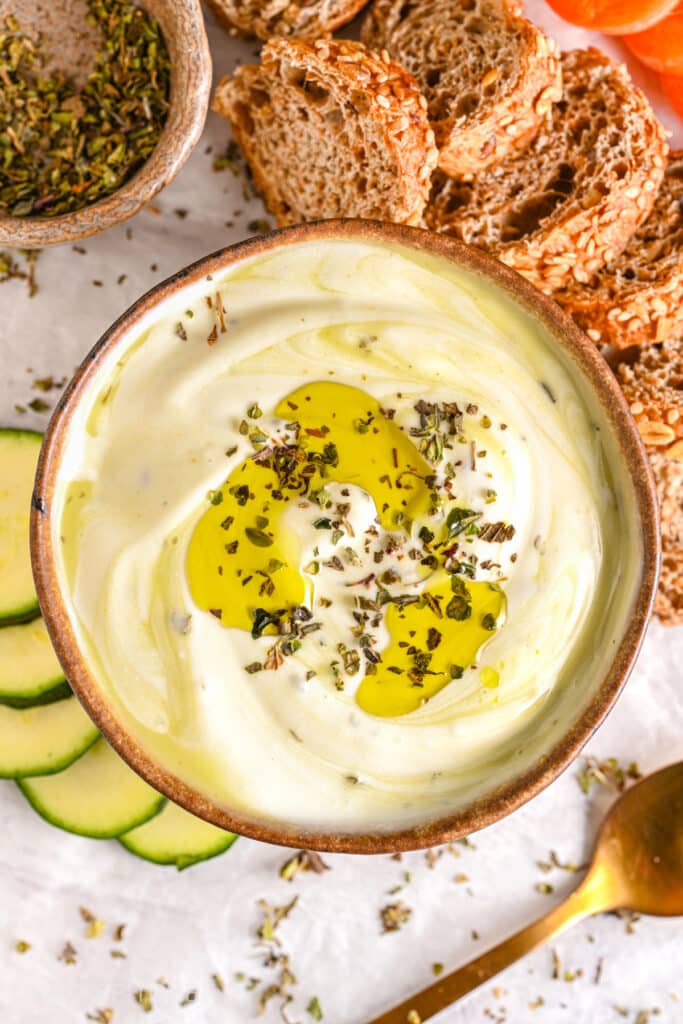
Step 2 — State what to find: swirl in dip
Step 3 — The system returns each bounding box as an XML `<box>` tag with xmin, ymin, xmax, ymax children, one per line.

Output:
<box><xmin>53</xmin><ymin>237</ymin><xmax>641</xmax><ymax>833</ymax></box>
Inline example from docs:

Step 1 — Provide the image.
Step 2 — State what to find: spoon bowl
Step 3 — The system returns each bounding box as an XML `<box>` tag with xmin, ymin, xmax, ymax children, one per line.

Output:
<box><xmin>370</xmin><ymin>760</ymin><xmax>683</xmax><ymax>1023</ymax></box>
<box><xmin>593</xmin><ymin>761</ymin><xmax>683</xmax><ymax>916</ymax></box>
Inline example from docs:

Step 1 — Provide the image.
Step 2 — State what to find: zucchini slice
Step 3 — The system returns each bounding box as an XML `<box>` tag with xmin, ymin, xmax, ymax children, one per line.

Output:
<box><xmin>0</xmin><ymin>429</ymin><xmax>42</xmax><ymax>625</ymax></box>
<box><xmin>119</xmin><ymin>800</ymin><xmax>238</xmax><ymax>869</ymax></box>
<box><xmin>18</xmin><ymin>738</ymin><xmax>165</xmax><ymax>838</ymax></box>
<box><xmin>0</xmin><ymin>697</ymin><xmax>99</xmax><ymax>778</ymax></box>
<box><xmin>0</xmin><ymin>616</ymin><xmax>70</xmax><ymax>707</ymax></box>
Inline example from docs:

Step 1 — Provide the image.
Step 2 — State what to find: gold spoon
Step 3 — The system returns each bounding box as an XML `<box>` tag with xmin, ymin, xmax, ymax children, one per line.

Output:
<box><xmin>368</xmin><ymin>761</ymin><xmax>683</xmax><ymax>1024</ymax></box>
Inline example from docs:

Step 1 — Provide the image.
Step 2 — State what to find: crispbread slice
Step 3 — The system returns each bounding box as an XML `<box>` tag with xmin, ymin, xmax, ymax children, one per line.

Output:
<box><xmin>212</xmin><ymin>38</ymin><xmax>437</xmax><ymax>227</ymax></box>
<box><xmin>618</xmin><ymin>338</ymin><xmax>683</xmax><ymax>459</ymax></box>
<box><xmin>205</xmin><ymin>0</ymin><xmax>370</xmax><ymax>40</ymax></box>
<box><xmin>650</xmin><ymin>453</ymin><xmax>683</xmax><ymax>626</ymax></box>
<box><xmin>361</xmin><ymin>0</ymin><xmax>562</xmax><ymax>176</ymax></box>
<box><xmin>555</xmin><ymin>154</ymin><xmax>683</xmax><ymax>349</ymax></box>
<box><xmin>424</xmin><ymin>49</ymin><xmax>668</xmax><ymax>294</ymax></box>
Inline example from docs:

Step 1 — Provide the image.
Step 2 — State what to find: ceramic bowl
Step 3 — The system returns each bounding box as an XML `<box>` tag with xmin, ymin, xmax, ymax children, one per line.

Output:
<box><xmin>0</xmin><ymin>0</ymin><xmax>211</xmax><ymax>247</ymax></box>
<box><xmin>31</xmin><ymin>221</ymin><xmax>660</xmax><ymax>852</ymax></box>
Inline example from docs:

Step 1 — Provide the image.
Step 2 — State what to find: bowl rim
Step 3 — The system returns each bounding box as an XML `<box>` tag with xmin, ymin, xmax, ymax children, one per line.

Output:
<box><xmin>30</xmin><ymin>220</ymin><xmax>661</xmax><ymax>853</ymax></box>
<box><xmin>0</xmin><ymin>0</ymin><xmax>211</xmax><ymax>247</ymax></box>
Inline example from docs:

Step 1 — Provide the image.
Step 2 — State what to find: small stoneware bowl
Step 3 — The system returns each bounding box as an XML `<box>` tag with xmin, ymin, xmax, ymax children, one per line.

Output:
<box><xmin>31</xmin><ymin>222</ymin><xmax>660</xmax><ymax>853</ymax></box>
<box><xmin>0</xmin><ymin>0</ymin><xmax>211</xmax><ymax>247</ymax></box>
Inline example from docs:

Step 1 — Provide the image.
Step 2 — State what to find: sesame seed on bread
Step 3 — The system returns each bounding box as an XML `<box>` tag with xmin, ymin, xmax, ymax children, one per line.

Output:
<box><xmin>361</xmin><ymin>0</ymin><xmax>563</xmax><ymax>177</ymax></box>
<box><xmin>212</xmin><ymin>38</ymin><xmax>438</xmax><ymax>227</ymax></box>
<box><xmin>555</xmin><ymin>154</ymin><xmax>683</xmax><ymax>349</ymax></box>
<box><xmin>650</xmin><ymin>453</ymin><xmax>683</xmax><ymax>626</ymax></box>
<box><xmin>205</xmin><ymin>0</ymin><xmax>371</xmax><ymax>40</ymax></box>
<box><xmin>423</xmin><ymin>49</ymin><xmax>668</xmax><ymax>294</ymax></box>
<box><xmin>618</xmin><ymin>338</ymin><xmax>683</xmax><ymax>460</ymax></box>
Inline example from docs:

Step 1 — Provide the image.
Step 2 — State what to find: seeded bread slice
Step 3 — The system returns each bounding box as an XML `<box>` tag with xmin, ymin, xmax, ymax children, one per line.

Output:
<box><xmin>361</xmin><ymin>0</ymin><xmax>562</xmax><ymax>177</ymax></box>
<box><xmin>554</xmin><ymin>154</ymin><xmax>683</xmax><ymax>349</ymax></box>
<box><xmin>205</xmin><ymin>0</ymin><xmax>370</xmax><ymax>40</ymax></box>
<box><xmin>650</xmin><ymin>453</ymin><xmax>683</xmax><ymax>626</ymax></box>
<box><xmin>424</xmin><ymin>49</ymin><xmax>668</xmax><ymax>294</ymax></box>
<box><xmin>618</xmin><ymin>338</ymin><xmax>683</xmax><ymax>460</ymax></box>
<box><xmin>212</xmin><ymin>38</ymin><xmax>438</xmax><ymax>227</ymax></box>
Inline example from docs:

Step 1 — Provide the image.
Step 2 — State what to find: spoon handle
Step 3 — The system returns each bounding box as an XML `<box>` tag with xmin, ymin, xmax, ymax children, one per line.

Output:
<box><xmin>367</xmin><ymin>867</ymin><xmax>613</xmax><ymax>1024</ymax></box>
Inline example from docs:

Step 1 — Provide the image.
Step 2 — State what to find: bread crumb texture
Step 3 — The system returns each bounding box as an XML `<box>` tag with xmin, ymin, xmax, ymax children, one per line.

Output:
<box><xmin>424</xmin><ymin>48</ymin><xmax>668</xmax><ymax>293</ymax></box>
<box><xmin>650</xmin><ymin>453</ymin><xmax>683</xmax><ymax>626</ymax></box>
<box><xmin>212</xmin><ymin>38</ymin><xmax>438</xmax><ymax>226</ymax></box>
<box><xmin>618</xmin><ymin>338</ymin><xmax>683</xmax><ymax>459</ymax></box>
<box><xmin>555</xmin><ymin>154</ymin><xmax>683</xmax><ymax>348</ymax></box>
<box><xmin>362</xmin><ymin>0</ymin><xmax>562</xmax><ymax>176</ymax></box>
<box><xmin>204</xmin><ymin>0</ymin><xmax>371</xmax><ymax>40</ymax></box>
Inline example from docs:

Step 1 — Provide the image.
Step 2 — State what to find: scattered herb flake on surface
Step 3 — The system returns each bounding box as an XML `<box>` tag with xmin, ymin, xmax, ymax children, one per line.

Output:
<box><xmin>59</xmin><ymin>941</ymin><xmax>77</xmax><ymax>965</ymax></box>
<box><xmin>380</xmin><ymin>901</ymin><xmax>412</xmax><ymax>933</ymax></box>
<box><xmin>133</xmin><ymin>989</ymin><xmax>153</xmax><ymax>1013</ymax></box>
<box><xmin>280</xmin><ymin>850</ymin><xmax>330</xmax><ymax>881</ymax></box>
<box><xmin>256</xmin><ymin>897</ymin><xmax>299</xmax><ymax>944</ymax></box>
<box><xmin>577</xmin><ymin>757</ymin><xmax>641</xmax><ymax>794</ymax></box>
<box><xmin>27</xmin><ymin>397</ymin><xmax>50</xmax><ymax>413</ymax></box>
<box><xmin>80</xmin><ymin>907</ymin><xmax>104</xmax><ymax>939</ymax></box>
<box><xmin>307</xmin><ymin>996</ymin><xmax>324</xmax><ymax>1020</ymax></box>
<box><xmin>0</xmin><ymin>248</ymin><xmax>40</xmax><ymax>295</ymax></box>
<box><xmin>248</xmin><ymin>219</ymin><xmax>271</xmax><ymax>235</ymax></box>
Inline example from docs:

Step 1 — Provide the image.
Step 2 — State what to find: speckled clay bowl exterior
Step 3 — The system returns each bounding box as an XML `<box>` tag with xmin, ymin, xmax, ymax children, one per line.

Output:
<box><xmin>31</xmin><ymin>222</ymin><xmax>660</xmax><ymax>853</ymax></box>
<box><xmin>0</xmin><ymin>0</ymin><xmax>211</xmax><ymax>247</ymax></box>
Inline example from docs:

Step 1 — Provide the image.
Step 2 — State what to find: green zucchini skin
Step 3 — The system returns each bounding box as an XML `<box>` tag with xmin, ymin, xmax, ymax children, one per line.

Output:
<box><xmin>0</xmin><ymin>599</ymin><xmax>41</xmax><ymax>628</ymax></box>
<box><xmin>0</xmin><ymin>697</ymin><xmax>99</xmax><ymax>779</ymax></box>
<box><xmin>119</xmin><ymin>800</ymin><xmax>238</xmax><ymax>869</ymax></box>
<box><xmin>1</xmin><ymin>680</ymin><xmax>72</xmax><ymax>709</ymax></box>
<box><xmin>0</xmin><ymin>428</ymin><xmax>43</xmax><ymax>626</ymax></box>
<box><xmin>17</xmin><ymin>739</ymin><xmax>166</xmax><ymax>839</ymax></box>
<box><xmin>0</xmin><ymin>616</ymin><xmax>69</xmax><ymax>708</ymax></box>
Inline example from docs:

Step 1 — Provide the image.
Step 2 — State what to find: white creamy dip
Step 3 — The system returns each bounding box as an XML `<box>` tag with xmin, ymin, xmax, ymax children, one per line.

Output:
<box><xmin>53</xmin><ymin>238</ymin><xmax>641</xmax><ymax>832</ymax></box>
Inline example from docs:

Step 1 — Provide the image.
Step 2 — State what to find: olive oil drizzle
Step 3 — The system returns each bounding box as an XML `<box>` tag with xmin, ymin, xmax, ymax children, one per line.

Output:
<box><xmin>186</xmin><ymin>382</ymin><xmax>511</xmax><ymax>718</ymax></box>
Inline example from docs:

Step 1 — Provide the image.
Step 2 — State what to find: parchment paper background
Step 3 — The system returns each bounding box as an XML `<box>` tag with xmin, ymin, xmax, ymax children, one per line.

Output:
<box><xmin>1</xmin><ymin>4</ymin><xmax>682</xmax><ymax>1022</ymax></box>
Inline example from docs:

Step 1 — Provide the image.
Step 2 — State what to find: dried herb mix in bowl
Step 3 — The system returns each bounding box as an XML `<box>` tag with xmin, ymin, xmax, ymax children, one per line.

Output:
<box><xmin>0</xmin><ymin>0</ymin><xmax>171</xmax><ymax>218</ymax></box>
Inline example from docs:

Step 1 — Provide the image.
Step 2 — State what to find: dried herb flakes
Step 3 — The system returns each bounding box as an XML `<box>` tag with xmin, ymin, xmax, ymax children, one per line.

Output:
<box><xmin>133</xmin><ymin>989</ymin><xmax>153</xmax><ymax>1013</ymax></box>
<box><xmin>380</xmin><ymin>901</ymin><xmax>412</xmax><ymax>933</ymax></box>
<box><xmin>307</xmin><ymin>996</ymin><xmax>324</xmax><ymax>1020</ymax></box>
<box><xmin>280</xmin><ymin>850</ymin><xmax>330</xmax><ymax>881</ymax></box>
<box><xmin>0</xmin><ymin>2</ymin><xmax>171</xmax><ymax>218</ymax></box>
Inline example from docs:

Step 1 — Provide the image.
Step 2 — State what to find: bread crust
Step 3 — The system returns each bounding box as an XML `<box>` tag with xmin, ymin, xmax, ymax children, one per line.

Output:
<box><xmin>650</xmin><ymin>453</ymin><xmax>683</xmax><ymax>626</ymax></box>
<box><xmin>212</xmin><ymin>38</ymin><xmax>437</xmax><ymax>227</ymax></box>
<box><xmin>555</xmin><ymin>154</ymin><xmax>683</xmax><ymax>349</ymax></box>
<box><xmin>362</xmin><ymin>0</ymin><xmax>562</xmax><ymax>176</ymax></box>
<box><xmin>618</xmin><ymin>338</ymin><xmax>683</xmax><ymax>460</ymax></box>
<box><xmin>204</xmin><ymin>0</ymin><xmax>370</xmax><ymax>40</ymax></box>
<box><xmin>424</xmin><ymin>49</ymin><xmax>669</xmax><ymax>294</ymax></box>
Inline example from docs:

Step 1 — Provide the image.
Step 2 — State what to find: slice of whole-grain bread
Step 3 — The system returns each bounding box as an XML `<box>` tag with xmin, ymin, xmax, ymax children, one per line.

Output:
<box><xmin>424</xmin><ymin>49</ymin><xmax>668</xmax><ymax>294</ymax></box>
<box><xmin>617</xmin><ymin>338</ymin><xmax>683</xmax><ymax>460</ymax></box>
<box><xmin>212</xmin><ymin>38</ymin><xmax>438</xmax><ymax>227</ymax></box>
<box><xmin>361</xmin><ymin>0</ymin><xmax>562</xmax><ymax>177</ymax></box>
<box><xmin>205</xmin><ymin>0</ymin><xmax>370</xmax><ymax>40</ymax></box>
<box><xmin>650</xmin><ymin>452</ymin><xmax>683</xmax><ymax>625</ymax></box>
<box><xmin>555</xmin><ymin>154</ymin><xmax>683</xmax><ymax>349</ymax></box>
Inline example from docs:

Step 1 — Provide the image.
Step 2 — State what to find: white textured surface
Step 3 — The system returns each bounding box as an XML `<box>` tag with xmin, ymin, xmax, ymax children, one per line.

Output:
<box><xmin>0</xmin><ymin>5</ymin><xmax>682</xmax><ymax>1023</ymax></box>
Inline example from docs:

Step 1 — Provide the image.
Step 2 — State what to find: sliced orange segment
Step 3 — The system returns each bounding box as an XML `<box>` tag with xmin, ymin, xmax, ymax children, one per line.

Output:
<box><xmin>661</xmin><ymin>71</ymin><xmax>683</xmax><ymax>114</ymax></box>
<box><xmin>546</xmin><ymin>0</ymin><xmax>678</xmax><ymax>34</ymax></box>
<box><xmin>624</xmin><ymin>7</ymin><xmax>683</xmax><ymax>73</ymax></box>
